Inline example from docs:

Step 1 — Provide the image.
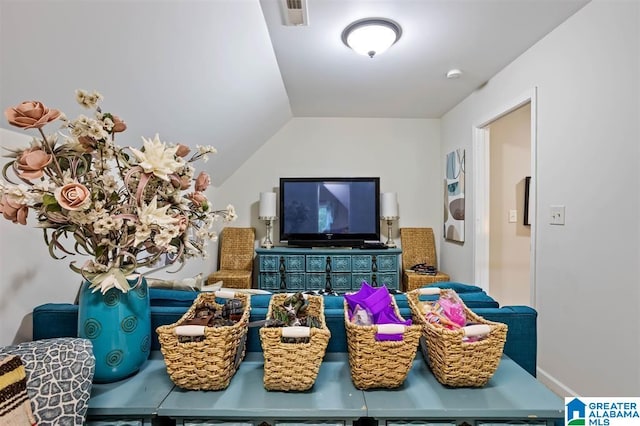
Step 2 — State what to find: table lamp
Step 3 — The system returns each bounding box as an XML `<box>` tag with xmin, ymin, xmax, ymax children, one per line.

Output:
<box><xmin>381</xmin><ymin>192</ymin><xmax>399</xmax><ymax>247</ymax></box>
<box><xmin>259</xmin><ymin>192</ymin><xmax>277</xmax><ymax>248</ymax></box>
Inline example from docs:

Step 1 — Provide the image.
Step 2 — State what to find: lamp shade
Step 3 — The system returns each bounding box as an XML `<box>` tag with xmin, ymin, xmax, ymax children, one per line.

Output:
<box><xmin>259</xmin><ymin>192</ymin><xmax>277</xmax><ymax>218</ymax></box>
<box><xmin>381</xmin><ymin>192</ymin><xmax>398</xmax><ymax>219</ymax></box>
<box><xmin>342</xmin><ymin>18</ymin><xmax>402</xmax><ymax>58</ymax></box>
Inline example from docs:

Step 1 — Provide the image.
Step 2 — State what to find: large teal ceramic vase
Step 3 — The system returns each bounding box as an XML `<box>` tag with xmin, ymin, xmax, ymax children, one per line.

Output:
<box><xmin>77</xmin><ymin>275</ymin><xmax>151</xmax><ymax>383</ymax></box>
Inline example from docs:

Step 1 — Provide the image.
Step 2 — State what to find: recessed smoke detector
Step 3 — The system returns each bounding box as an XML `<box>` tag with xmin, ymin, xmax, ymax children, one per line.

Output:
<box><xmin>446</xmin><ymin>69</ymin><xmax>463</xmax><ymax>79</ymax></box>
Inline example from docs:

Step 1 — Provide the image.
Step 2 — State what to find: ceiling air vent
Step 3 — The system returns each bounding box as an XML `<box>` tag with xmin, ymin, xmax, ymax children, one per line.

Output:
<box><xmin>281</xmin><ymin>0</ymin><xmax>308</xmax><ymax>26</ymax></box>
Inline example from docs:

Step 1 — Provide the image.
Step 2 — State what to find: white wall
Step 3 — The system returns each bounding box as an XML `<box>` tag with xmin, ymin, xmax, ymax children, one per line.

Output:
<box><xmin>441</xmin><ymin>0</ymin><xmax>639</xmax><ymax>396</ymax></box>
<box><xmin>0</xmin><ymin>118</ymin><xmax>442</xmax><ymax>346</ymax></box>
<box><xmin>214</xmin><ymin>117</ymin><xmax>443</xmax><ymax>248</ymax></box>
<box><xmin>0</xmin><ymin>129</ymin><xmax>82</xmax><ymax>344</ymax></box>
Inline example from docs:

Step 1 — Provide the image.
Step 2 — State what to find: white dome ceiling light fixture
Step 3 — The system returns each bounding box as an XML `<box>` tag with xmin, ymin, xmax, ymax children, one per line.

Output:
<box><xmin>341</xmin><ymin>18</ymin><xmax>402</xmax><ymax>58</ymax></box>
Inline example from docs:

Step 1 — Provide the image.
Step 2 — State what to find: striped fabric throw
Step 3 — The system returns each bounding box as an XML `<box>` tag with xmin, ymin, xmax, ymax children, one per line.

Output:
<box><xmin>0</xmin><ymin>355</ymin><xmax>36</xmax><ymax>426</ymax></box>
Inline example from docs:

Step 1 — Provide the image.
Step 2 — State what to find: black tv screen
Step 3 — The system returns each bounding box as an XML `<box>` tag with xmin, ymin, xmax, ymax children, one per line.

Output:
<box><xmin>279</xmin><ymin>177</ymin><xmax>380</xmax><ymax>247</ymax></box>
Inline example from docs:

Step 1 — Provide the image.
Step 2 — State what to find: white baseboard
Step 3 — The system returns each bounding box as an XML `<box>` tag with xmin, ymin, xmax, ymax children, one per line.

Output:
<box><xmin>537</xmin><ymin>366</ymin><xmax>581</xmax><ymax>398</ymax></box>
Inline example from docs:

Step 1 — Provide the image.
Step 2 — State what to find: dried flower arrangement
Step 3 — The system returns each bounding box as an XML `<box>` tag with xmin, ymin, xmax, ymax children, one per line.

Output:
<box><xmin>1</xmin><ymin>90</ymin><xmax>236</xmax><ymax>293</ymax></box>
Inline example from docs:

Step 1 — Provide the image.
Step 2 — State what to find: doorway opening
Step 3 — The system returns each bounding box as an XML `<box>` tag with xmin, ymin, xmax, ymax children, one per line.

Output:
<box><xmin>473</xmin><ymin>88</ymin><xmax>537</xmax><ymax>307</ymax></box>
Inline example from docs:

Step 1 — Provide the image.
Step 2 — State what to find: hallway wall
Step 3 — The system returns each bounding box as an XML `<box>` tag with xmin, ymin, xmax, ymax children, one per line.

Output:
<box><xmin>440</xmin><ymin>0</ymin><xmax>640</xmax><ymax>396</ymax></box>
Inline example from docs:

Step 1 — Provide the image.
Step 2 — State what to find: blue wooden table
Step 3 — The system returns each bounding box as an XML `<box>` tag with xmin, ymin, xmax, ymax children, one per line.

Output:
<box><xmin>158</xmin><ymin>352</ymin><xmax>367</xmax><ymax>425</ymax></box>
<box><xmin>364</xmin><ymin>355</ymin><xmax>563</xmax><ymax>424</ymax></box>
<box><xmin>86</xmin><ymin>351</ymin><xmax>564</xmax><ymax>425</ymax></box>
<box><xmin>87</xmin><ymin>352</ymin><xmax>175</xmax><ymax>425</ymax></box>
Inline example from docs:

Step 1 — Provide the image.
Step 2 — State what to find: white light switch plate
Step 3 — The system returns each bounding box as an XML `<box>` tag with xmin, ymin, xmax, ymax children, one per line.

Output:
<box><xmin>550</xmin><ymin>205</ymin><xmax>565</xmax><ymax>225</ymax></box>
<box><xmin>509</xmin><ymin>209</ymin><xmax>517</xmax><ymax>223</ymax></box>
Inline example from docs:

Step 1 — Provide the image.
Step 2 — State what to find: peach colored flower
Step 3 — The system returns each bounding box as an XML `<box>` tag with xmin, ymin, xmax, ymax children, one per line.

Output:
<box><xmin>188</xmin><ymin>192</ymin><xmax>207</xmax><ymax>208</ymax></box>
<box><xmin>169</xmin><ymin>175</ymin><xmax>191</xmax><ymax>190</ymax></box>
<box><xmin>77</xmin><ymin>136</ymin><xmax>97</xmax><ymax>152</ymax></box>
<box><xmin>175</xmin><ymin>144</ymin><xmax>191</xmax><ymax>158</ymax></box>
<box><xmin>179</xmin><ymin>176</ymin><xmax>191</xmax><ymax>190</ymax></box>
<box><xmin>194</xmin><ymin>172</ymin><xmax>210</xmax><ymax>192</ymax></box>
<box><xmin>111</xmin><ymin>115</ymin><xmax>127</xmax><ymax>133</ymax></box>
<box><xmin>174</xmin><ymin>214</ymin><xmax>189</xmax><ymax>232</ymax></box>
<box><xmin>54</xmin><ymin>182</ymin><xmax>91</xmax><ymax>211</ymax></box>
<box><xmin>0</xmin><ymin>193</ymin><xmax>28</xmax><ymax>225</ymax></box>
<box><xmin>16</xmin><ymin>147</ymin><xmax>53</xmax><ymax>180</ymax></box>
<box><xmin>5</xmin><ymin>101</ymin><xmax>61</xmax><ymax>129</ymax></box>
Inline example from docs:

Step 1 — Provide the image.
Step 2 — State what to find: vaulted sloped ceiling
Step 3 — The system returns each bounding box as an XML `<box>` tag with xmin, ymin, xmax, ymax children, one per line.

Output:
<box><xmin>0</xmin><ymin>0</ymin><xmax>589</xmax><ymax>185</ymax></box>
<box><xmin>0</xmin><ymin>0</ymin><xmax>292</xmax><ymax>186</ymax></box>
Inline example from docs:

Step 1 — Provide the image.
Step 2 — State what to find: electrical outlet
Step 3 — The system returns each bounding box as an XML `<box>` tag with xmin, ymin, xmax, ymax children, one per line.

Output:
<box><xmin>550</xmin><ymin>205</ymin><xmax>565</xmax><ymax>225</ymax></box>
<box><xmin>509</xmin><ymin>209</ymin><xmax>517</xmax><ymax>223</ymax></box>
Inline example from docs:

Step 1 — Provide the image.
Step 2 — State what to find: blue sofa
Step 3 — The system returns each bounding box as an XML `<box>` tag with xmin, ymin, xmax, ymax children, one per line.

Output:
<box><xmin>32</xmin><ymin>282</ymin><xmax>538</xmax><ymax>377</ymax></box>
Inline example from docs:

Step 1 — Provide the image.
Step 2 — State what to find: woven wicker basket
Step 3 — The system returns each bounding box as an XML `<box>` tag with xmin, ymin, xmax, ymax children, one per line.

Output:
<box><xmin>407</xmin><ymin>288</ymin><xmax>508</xmax><ymax>387</ymax></box>
<box><xmin>156</xmin><ymin>291</ymin><xmax>250</xmax><ymax>390</ymax></box>
<box><xmin>259</xmin><ymin>294</ymin><xmax>331</xmax><ymax>392</ymax></box>
<box><xmin>343</xmin><ymin>298</ymin><xmax>421</xmax><ymax>390</ymax></box>
<box><xmin>400</xmin><ymin>227</ymin><xmax>451</xmax><ymax>291</ymax></box>
<box><xmin>403</xmin><ymin>270</ymin><xmax>451</xmax><ymax>292</ymax></box>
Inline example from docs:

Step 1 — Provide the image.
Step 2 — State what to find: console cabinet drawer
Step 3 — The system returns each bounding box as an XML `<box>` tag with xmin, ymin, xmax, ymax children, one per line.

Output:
<box><xmin>307</xmin><ymin>255</ymin><xmax>351</xmax><ymax>273</ymax></box>
<box><xmin>256</xmin><ymin>248</ymin><xmax>401</xmax><ymax>293</ymax></box>
<box><xmin>259</xmin><ymin>255</ymin><xmax>280</xmax><ymax>272</ymax></box>
<box><xmin>376</xmin><ymin>254</ymin><xmax>398</xmax><ymax>271</ymax></box>
<box><xmin>306</xmin><ymin>273</ymin><xmax>326</xmax><ymax>290</ymax></box>
<box><xmin>377</xmin><ymin>272</ymin><xmax>399</xmax><ymax>288</ymax></box>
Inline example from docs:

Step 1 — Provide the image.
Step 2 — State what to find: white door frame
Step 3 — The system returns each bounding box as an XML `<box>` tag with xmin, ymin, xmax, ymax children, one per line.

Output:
<box><xmin>473</xmin><ymin>88</ymin><xmax>538</xmax><ymax>307</ymax></box>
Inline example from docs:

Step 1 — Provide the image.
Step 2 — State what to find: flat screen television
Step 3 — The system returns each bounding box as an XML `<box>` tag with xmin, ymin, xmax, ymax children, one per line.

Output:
<box><xmin>279</xmin><ymin>177</ymin><xmax>380</xmax><ymax>247</ymax></box>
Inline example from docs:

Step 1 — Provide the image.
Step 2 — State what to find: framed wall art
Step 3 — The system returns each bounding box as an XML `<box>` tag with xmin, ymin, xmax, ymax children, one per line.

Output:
<box><xmin>524</xmin><ymin>176</ymin><xmax>531</xmax><ymax>226</ymax></box>
<box><xmin>444</xmin><ymin>148</ymin><xmax>465</xmax><ymax>243</ymax></box>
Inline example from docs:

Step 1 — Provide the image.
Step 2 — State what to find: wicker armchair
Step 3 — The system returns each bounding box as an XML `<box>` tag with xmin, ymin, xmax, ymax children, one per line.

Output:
<box><xmin>400</xmin><ymin>227</ymin><xmax>450</xmax><ymax>292</ymax></box>
<box><xmin>207</xmin><ymin>227</ymin><xmax>256</xmax><ymax>289</ymax></box>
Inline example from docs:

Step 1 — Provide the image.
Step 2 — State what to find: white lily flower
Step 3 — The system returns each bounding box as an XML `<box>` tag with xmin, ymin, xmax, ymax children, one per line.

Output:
<box><xmin>89</xmin><ymin>268</ymin><xmax>132</xmax><ymax>294</ymax></box>
<box><xmin>137</xmin><ymin>196</ymin><xmax>178</xmax><ymax>227</ymax></box>
<box><xmin>129</xmin><ymin>134</ymin><xmax>184</xmax><ymax>181</ymax></box>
